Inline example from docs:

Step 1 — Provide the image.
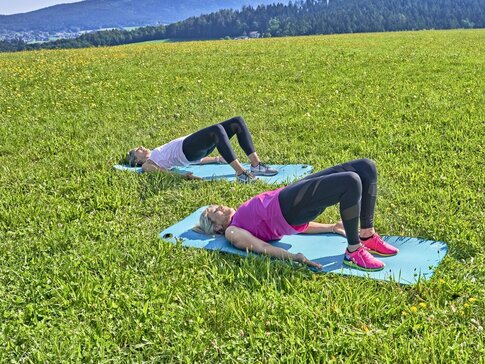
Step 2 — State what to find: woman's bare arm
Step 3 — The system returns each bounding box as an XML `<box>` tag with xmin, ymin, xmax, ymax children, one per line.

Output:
<box><xmin>198</xmin><ymin>156</ymin><xmax>226</xmax><ymax>164</ymax></box>
<box><xmin>301</xmin><ymin>221</ymin><xmax>346</xmax><ymax>236</ymax></box>
<box><xmin>142</xmin><ymin>159</ymin><xmax>165</xmax><ymax>172</ymax></box>
<box><xmin>225</xmin><ymin>225</ymin><xmax>322</xmax><ymax>269</ymax></box>
<box><xmin>142</xmin><ymin>160</ymin><xmax>201</xmax><ymax>179</ymax></box>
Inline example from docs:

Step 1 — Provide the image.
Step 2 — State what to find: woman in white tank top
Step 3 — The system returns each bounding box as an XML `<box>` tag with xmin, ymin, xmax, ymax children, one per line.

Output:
<box><xmin>126</xmin><ymin>116</ymin><xmax>278</xmax><ymax>182</ymax></box>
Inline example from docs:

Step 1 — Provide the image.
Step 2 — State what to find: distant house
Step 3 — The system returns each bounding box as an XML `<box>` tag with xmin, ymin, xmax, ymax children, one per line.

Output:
<box><xmin>248</xmin><ymin>31</ymin><xmax>260</xmax><ymax>38</ymax></box>
<box><xmin>234</xmin><ymin>35</ymin><xmax>249</xmax><ymax>40</ymax></box>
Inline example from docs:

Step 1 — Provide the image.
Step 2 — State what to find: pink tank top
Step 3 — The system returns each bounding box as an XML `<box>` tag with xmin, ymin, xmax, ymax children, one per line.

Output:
<box><xmin>229</xmin><ymin>188</ymin><xmax>308</xmax><ymax>241</ymax></box>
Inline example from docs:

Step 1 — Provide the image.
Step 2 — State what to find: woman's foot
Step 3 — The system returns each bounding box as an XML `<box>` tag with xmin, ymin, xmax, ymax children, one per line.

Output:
<box><xmin>250</xmin><ymin>162</ymin><xmax>278</xmax><ymax>176</ymax></box>
<box><xmin>343</xmin><ymin>245</ymin><xmax>385</xmax><ymax>271</ymax></box>
<box><xmin>236</xmin><ymin>170</ymin><xmax>258</xmax><ymax>183</ymax></box>
<box><xmin>360</xmin><ymin>233</ymin><xmax>399</xmax><ymax>256</ymax></box>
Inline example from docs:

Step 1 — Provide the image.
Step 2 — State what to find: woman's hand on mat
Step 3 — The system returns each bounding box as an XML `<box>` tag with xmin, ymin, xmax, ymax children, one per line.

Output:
<box><xmin>199</xmin><ymin>156</ymin><xmax>226</xmax><ymax>165</ymax></box>
<box><xmin>333</xmin><ymin>221</ymin><xmax>346</xmax><ymax>237</ymax></box>
<box><xmin>183</xmin><ymin>172</ymin><xmax>201</xmax><ymax>180</ymax></box>
<box><xmin>294</xmin><ymin>253</ymin><xmax>322</xmax><ymax>270</ymax></box>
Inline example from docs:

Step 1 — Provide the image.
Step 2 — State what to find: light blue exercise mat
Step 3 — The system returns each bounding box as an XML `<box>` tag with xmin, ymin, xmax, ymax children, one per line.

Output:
<box><xmin>114</xmin><ymin>163</ymin><xmax>313</xmax><ymax>184</ymax></box>
<box><xmin>159</xmin><ymin>207</ymin><xmax>448</xmax><ymax>285</ymax></box>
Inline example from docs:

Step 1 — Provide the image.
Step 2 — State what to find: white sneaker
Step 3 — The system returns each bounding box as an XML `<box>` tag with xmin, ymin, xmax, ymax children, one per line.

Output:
<box><xmin>236</xmin><ymin>170</ymin><xmax>258</xmax><ymax>183</ymax></box>
<box><xmin>250</xmin><ymin>163</ymin><xmax>278</xmax><ymax>176</ymax></box>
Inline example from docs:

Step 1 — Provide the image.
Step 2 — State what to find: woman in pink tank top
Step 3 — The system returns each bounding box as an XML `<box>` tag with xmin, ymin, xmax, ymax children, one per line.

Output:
<box><xmin>196</xmin><ymin>159</ymin><xmax>399</xmax><ymax>272</ymax></box>
<box><xmin>126</xmin><ymin>116</ymin><xmax>277</xmax><ymax>182</ymax></box>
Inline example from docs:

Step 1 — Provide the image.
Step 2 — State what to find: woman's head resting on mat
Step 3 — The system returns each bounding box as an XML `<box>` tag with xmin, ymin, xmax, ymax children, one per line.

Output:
<box><xmin>127</xmin><ymin>146</ymin><xmax>151</xmax><ymax>166</ymax></box>
<box><xmin>194</xmin><ymin>205</ymin><xmax>236</xmax><ymax>235</ymax></box>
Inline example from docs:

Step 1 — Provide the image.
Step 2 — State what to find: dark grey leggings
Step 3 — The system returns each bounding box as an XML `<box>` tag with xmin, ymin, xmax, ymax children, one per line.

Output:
<box><xmin>182</xmin><ymin>116</ymin><xmax>256</xmax><ymax>164</ymax></box>
<box><xmin>278</xmin><ymin>159</ymin><xmax>378</xmax><ymax>246</ymax></box>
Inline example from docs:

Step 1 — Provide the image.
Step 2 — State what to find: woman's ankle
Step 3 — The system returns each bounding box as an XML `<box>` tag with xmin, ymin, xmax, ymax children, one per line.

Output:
<box><xmin>360</xmin><ymin>227</ymin><xmax>375</xmax><ymax>239</ymax></box>
<box><xmin>347</xmin><ymin>243</ymin><xmax>362</xmax><ymax>253</ymax></box>
<box><xmin>230</xmin><ymin>160</ymin><xmax>245</xmax><ymax>175</ymax></box>
<box><xmin>248</xmin><ymin>152</ymin><xmax>260</xmax><ymax>167</ymax></box>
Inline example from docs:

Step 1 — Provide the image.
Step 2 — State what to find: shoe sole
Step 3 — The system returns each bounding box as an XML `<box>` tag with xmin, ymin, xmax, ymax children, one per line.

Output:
<box><xmin>343</xmin><ymin>259</ymin><xmax>385</xmax><ymax>272</ymax></box>
<box><xmin>366</xmin><ymin>249</ymin><xmax>399</xmax><ymax>257</ymax></box>
<box><xmin>251</xmin><ymin>171</ymin><xmax>278</xmax><ymax>176</ymax></box>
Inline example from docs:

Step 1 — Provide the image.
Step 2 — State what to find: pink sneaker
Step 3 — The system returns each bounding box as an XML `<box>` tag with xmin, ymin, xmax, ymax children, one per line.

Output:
<box><xmin>361</xmin><ymin>234</ymin><xmax>399</xmax><ymax>256</ymax></box>
<box><xmin>343</xmin><ymin>245</ymin><xmax>385</xmax><ymax>271</ymax></box>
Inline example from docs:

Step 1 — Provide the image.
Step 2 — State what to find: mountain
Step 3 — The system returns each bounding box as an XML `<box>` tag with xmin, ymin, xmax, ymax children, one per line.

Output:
<box><xmin>0</xmin><ymin>0</ymin><xmax>281</xmax><ymax>32</ymax></box>
<box><xmin>2</xmin><ymin>0</ymin><xmax>484</xmax><ymax>52</ymax></box>
<box><xmin>162</xmin><ymin>0</ymin><xmax>485</xmax><ymax>39</ymax></box>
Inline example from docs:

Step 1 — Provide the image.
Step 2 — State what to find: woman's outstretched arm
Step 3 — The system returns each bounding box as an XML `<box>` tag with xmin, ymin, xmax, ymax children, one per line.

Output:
<box><xmin>301</xmin><ymin>221</ymin><xmax>346</xmax><ymax>236</ymax></box>
<box><xmin>141</xmin><ymin>159</ymin><xmax>164</xmax><ymax>172</ymax></box>
<box><xmin>225</xmin><ymin>225</ymin><xmax>322</xmax><ymax>269</ymax></box>
<box><xmin>197</xmin><ymin>156</ymin><xmax>226</xmax><ymax>164</ymax></box>
<box><xmin>142</xmin><ymin>160</ymin><xmax>200</xmax><ymax>179</ymax></box>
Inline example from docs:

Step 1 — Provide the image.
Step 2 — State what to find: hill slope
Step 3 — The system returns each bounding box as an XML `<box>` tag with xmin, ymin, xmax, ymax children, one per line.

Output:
<box><xmin>0</xmin><ymin>0</ymin><xmax>279</xmax><ymax>32</ymax></box>
<box><xmin>0</xmin><ymin>29</ymin><xmax>483</xmax><ymax>362</ymax></box>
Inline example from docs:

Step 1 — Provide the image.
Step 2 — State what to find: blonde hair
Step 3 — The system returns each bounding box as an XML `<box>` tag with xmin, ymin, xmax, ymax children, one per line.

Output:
<box><xmin>126</xmin><ymin>149</ymin><xmax>141</xmax><ymax>167</ymax></box>
<box><xmin>193</xmin><ymin>206</ymin><xmax>220</xmax><ymax>235</ymax></box>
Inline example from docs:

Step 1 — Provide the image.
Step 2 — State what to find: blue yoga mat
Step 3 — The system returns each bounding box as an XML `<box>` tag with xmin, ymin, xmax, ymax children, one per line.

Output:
<box><xmin>114</xmin><ymin>164</ymin><xmax>313</xmax><ymax>184</ymax></box>
<box><xmin>160</xmin><ymin>207</ymin><xmax>448</xmax><ymax>285</ymax></box>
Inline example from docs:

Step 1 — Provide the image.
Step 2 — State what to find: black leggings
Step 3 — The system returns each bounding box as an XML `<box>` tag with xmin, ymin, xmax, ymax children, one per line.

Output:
<box><xmin>182</xmin><ymin>116</ymin><xmax>256</xmax><ymax>164</ymax></box>
<box><xmin>278</xmin><ymin>159</ymin><xmax>378</xmax><ymax>246</ymax></box>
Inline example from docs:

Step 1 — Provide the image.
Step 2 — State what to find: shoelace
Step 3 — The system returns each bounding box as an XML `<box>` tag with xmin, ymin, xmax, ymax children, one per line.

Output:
<box><xmin>375</xmin><ymin>235</ymin><xmax>386</xmax><ymax>245</ymax></box>
<box><xmin>239</xmin><ymin>170</ymin><xmax>255</xmax><ymax>181</ymax></box>
<box><xmin>354</xmin><ymin>247</ymin><xmax>366</xmax><ymax>258</ymax></box>
<box><xmin>368</xmin><ymin>234</ymin><xmax>386</xmax><ymax>247</ymax></box>
<box><xmin>349</xmin><ymin>246</ymin><xmax>370</xmax><ymax>258</ymax></box>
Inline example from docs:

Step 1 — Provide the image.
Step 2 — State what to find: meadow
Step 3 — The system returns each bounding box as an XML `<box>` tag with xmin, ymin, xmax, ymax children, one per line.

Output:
<box><xmin>0</xmin><ymin>29</ymin><xmax>484</xmax><ymax>362</ymax></box>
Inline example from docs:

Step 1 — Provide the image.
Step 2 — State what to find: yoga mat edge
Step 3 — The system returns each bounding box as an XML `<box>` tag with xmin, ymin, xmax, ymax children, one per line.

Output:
<box><xmin>159</xmin><ymin>207</ymin><xmax>448</xmax><ymax>285</ymax></box>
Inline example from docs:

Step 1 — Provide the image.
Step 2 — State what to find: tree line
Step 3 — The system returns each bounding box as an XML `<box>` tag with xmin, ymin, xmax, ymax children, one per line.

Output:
<box><xmin>0</xmin><ymin>0</ymin><xmax>277</xmax><ymax>33</ymax></box>
<box><xmin>1</xmin><ymin>0</ymin><xmax>484</xmax><ymax>52</ymax></box>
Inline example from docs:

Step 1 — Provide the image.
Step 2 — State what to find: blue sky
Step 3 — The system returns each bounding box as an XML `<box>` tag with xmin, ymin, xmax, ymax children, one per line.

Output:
<box><xmin>0</xmin><ymin>0</ymin><xmax>83</xmax><ymax>15</ymax></box>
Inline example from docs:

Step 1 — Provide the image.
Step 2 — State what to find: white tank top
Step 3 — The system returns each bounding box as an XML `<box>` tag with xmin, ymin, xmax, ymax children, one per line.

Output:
<box><xmin>148</xmin><ymin>136</ymin><xmax>200</xmax><ymax>170</ymax></box>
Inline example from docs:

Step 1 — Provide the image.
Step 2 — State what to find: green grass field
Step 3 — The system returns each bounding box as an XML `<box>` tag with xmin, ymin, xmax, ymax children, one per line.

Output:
<box><xmin>0</xmin><ymin>29</ymin><xmax>484</xmax><ymax>362</ymax></box>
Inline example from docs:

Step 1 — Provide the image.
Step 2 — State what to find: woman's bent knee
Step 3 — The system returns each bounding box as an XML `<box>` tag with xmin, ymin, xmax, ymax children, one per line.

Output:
<box><xmin>360</xmin><ymin>158</ymin><xmax>377</xmax><ymax>177</ymax></box>
<box><xmin>363</xmin><ymin>158</ymin><xmax>376</xmax><ymax>171</ymax></box>
<box><xmin>342</xmin><ymin>171</ymin><xmax>362</xmax><ymax>194</ymax></box>
<box><xmin>233</xmin><ymin>115</ymin><xmax>245</xmax><ymax>124</ymax></box>
<box><xmin>211</xmin><ymin>124</ymin><xmax>226</xmax><ymax>135</ymax></box>
<box><xmin>231</xmin><ymin>116</ymin><xmax>246</xmax><ymax>131</ymax></box>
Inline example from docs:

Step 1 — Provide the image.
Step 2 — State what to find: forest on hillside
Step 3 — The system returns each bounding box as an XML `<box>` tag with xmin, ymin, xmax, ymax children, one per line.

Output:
<box><xmin>1</xmin><ymin>0</ymin><xmax>484</xmax><ymax>52</ymax></box>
